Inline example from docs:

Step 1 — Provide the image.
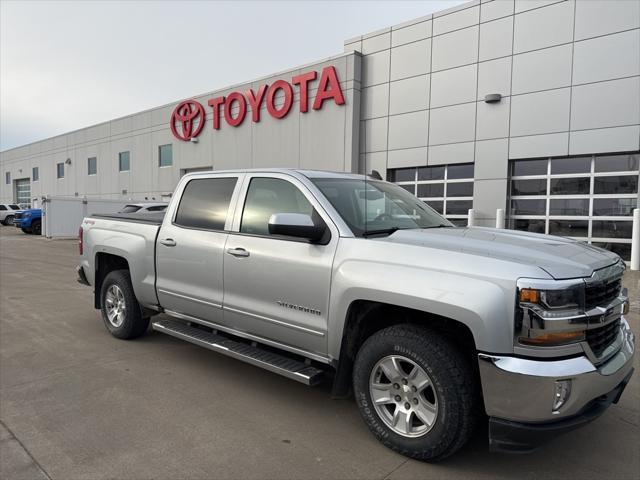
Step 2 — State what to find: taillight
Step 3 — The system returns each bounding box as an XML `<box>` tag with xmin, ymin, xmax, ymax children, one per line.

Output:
<box><xmin>78</xmin><ymin>226</ymin><xmax>83</xmax><ymax>255</ymax></box>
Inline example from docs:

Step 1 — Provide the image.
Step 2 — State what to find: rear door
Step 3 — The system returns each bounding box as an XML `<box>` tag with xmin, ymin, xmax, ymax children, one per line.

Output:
<box><xmin>156</xmin><ymin>173</ymin><xmax>243</xmax><ymax>323</ymax></box>
<box><xmin>222</xmin><ymin>173</ymin><xmax>339</xmax><ymax>356</ymax></box>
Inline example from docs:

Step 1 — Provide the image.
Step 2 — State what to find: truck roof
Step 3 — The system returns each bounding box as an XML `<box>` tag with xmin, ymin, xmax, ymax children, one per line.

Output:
<box><xmin>182</xmin><ymin>168</ymin><xmax>369</xmax><ymax>180</ymax></box>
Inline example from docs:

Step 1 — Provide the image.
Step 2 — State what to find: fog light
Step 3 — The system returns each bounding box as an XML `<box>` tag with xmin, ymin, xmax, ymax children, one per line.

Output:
<box><xmin>552</xmin><ymin>380</ymin><xmax>572</xmax><ymax>412</ymax></box>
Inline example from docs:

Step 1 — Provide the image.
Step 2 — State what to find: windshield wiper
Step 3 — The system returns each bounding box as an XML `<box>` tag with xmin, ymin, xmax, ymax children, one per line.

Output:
<box><xmin>423</xmin><ymin>224</ymin><xmax>453</xmax><ymax>229</ymax></box>
<box><xmin>362</xmin><ymin>227</ymin><xmax>400</xmax><ymax>237</ymax></box>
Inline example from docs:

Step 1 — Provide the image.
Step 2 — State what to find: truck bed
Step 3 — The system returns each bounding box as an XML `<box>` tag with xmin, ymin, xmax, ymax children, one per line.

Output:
<box><xmin>90</xmin><ymin>211</ymin><xmax>165</xmax><ymax>225</ymax></box>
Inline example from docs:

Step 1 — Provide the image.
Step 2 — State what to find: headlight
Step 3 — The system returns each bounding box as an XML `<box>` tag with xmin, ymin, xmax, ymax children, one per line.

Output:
<box><xmin>516</xmin><ymin>279</ymin><xmax>586</xmax><ymax>347</ymax></box>
<box><xmin>23</xmin><ymin>212</ymin><xmax>31</xmax><ymax>217</ymax></box>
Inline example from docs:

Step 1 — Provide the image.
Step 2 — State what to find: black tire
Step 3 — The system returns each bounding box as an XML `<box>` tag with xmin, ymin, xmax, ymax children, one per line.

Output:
<box><xmin>353</xmin><ymin>325</ymin><xmax>476</xmax><ymax>462</ymax></box>
<box><xmin>31</xmin><ymin>219</ymin><xmax>41</xmax><ymax>235</ymax></box>
<box><xmin>21</xmin><ymin>228</ymin><xmax>31</xmax><ymax>234</ymax></box>
<box><xmin>3</xmin><ymin>215</ymin><xmax>14</xmax><ymax>225</ymax></box>
<box><xmin>100</xmin><ymin>269</ymin><xmax>149</xmax><ymax>339</ymax></box>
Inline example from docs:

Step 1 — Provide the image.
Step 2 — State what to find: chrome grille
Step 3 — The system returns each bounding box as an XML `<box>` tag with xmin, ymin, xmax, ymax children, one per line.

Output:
<box><xmin>585</xmin><ymin>278</ymin><xmax>621</xmax><ymax>310</ymax></box>
<box><xmin>586</xmin><ymin>318</ymin><xmax>621</xmax><ymax>357</ymax></box>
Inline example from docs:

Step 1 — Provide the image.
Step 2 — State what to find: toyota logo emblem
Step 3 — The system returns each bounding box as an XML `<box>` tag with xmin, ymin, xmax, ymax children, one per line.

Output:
<box><xmin>170</xmin><ymin>100</ymin><xmax>205</xmax><ymax>141</ymax></box>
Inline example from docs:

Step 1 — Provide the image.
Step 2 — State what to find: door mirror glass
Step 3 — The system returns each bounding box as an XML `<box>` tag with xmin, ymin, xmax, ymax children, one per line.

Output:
<box><xmin>268</xmin><ymin>213</ymin><xmax>326</xmax><ymax>242</ymax></box>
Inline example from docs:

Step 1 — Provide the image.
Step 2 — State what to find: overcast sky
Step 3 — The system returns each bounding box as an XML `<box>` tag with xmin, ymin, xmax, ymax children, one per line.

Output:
<box><xmin>1</xmin><ymin>0</ymin><xmax>465</xmax><ymax>151</ymax></box>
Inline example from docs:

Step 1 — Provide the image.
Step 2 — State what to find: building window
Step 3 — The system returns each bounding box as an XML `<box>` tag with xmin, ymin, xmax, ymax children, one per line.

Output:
<box><xmin>119</xmin><ymin>151</ymin><xmax>130</xmax><ymax>172</ymax></box>
<box><xmin>32</xmin><ymin>167</ymin><xmax>39</xmax><ymax>181</ymax></box>
<box><xmin>87</xmin><ymin>157</ymin><xmax>97</xmax><ymax>175</ymax></box>
<box><xmin>4</xmin><ymin>172</ymin><xmax>9</xmax><ymax>184</ymax></box>
<box><xmin>388</xmin><ymin>163</ymin><xmax>475</xmax><ymax>226</ymax></box>
<box><xmin>508</xmin><ymin>153</ymin><xmax>639</xmax><ymax>261</ymax></box>
<box><xmin>57</xmin><ymin>163</ymin><xmax>64</xmax><ymax>179</ymax></box>
<box><xmin>159</xmin><ymin>144</ymin><xmax>173</xmax><ymax>167</ymax></box>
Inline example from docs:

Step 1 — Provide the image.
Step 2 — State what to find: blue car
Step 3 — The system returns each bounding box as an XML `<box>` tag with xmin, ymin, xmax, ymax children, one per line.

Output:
<box><xmin>14</xmin><ymin>208</ymin><xmax>42</xmax><ymax>235</ymax></box>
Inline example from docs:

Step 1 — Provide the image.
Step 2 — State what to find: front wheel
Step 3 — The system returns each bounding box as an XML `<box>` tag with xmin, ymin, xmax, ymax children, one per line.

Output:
<box><xmin>4</xmin><ymin>215</ymin><xmax>14</xmax><ymax>225</ymax></box>
<box><xmin>31</xmin><ymin>219</ymin><xmax>41</xmax><ymax>235</ymax></box>
<box><xmin>353</xmin><ymin>325</ymin><xmax>477</xmax><ymax>462</ymax></box>
<box><xmin>21</xmin><ymin>228</ymin><xmax>31</xmax><ymax>234</ymax></box>
<box><xmin>100</xmin><ymin>270</ymin><xmax>149</xmax><ymax>339</ymax></box>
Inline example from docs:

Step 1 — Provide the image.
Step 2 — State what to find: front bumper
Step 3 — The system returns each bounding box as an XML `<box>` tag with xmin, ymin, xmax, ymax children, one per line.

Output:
<box><xmin>478</xmin><ymin>317</ymin><xmax>634</xmax><ymax>450</ymax></box>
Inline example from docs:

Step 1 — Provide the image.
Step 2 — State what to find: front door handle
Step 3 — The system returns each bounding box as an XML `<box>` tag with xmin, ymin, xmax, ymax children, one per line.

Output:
<box><xmin>227</xmin><ymin>247</ymin><xmax>250</xmax><ymax>258</ymax></box>
<box><xmin>159</xmin><ymin>238</ymin><xmax>177</xmax><ymax>247</ymax></box>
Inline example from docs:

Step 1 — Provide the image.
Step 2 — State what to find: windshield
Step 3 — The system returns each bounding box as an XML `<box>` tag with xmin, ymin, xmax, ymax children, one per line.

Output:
<box><xmin>311</xmin><ymin>177</ymin><xmax>452</xmax><ymax>236</ymax></box>
<box><xmin>120</xmin><ymin>205</ymin><xmax>141</xmax><ymax>213</ymax></box>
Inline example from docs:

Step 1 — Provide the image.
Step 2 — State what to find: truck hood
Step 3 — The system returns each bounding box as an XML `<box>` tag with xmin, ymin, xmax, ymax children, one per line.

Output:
<box><xmin>376</xmin><ymin>227</ymin><xmax>620</xmax><ymax>280</ymax></box>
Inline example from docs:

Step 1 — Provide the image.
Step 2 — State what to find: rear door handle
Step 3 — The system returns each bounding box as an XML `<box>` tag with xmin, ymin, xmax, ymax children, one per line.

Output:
<box><xmin>159</xmin><ymin>238</ymin><xmax>177</xmax><ymax>247</ymax></box>
<box><xmin>227</xmin><ymin>247</ymin><xmax>250</xmax><ymax>258</ymax></box>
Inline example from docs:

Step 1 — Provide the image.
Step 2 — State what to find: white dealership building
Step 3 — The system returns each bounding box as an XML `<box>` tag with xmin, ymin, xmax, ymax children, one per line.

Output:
<box><xmin>1</xmin><ymin>0</ymin><xmax>639</xmax><ymax>259</ymax></box>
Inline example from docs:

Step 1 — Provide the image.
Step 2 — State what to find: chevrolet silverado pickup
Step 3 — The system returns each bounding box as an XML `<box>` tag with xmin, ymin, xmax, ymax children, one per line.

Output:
<box><xmin>77</xmin><ymin>169</ymin><xmax>635</xmax><ymax>461</ymax></box>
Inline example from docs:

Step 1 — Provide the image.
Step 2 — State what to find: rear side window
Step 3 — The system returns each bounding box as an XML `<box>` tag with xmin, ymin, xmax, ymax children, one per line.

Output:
<box><xmin>146</xmin><ymin>205</ymin><xmax>167</xmax><ymax>212</ymax></box>
<box><xmin>240</xmin><ymin>177</ymin><xmax>313</xmax><ymax>236</ymax></box>
<box><xmin>175</xmin><ymin>177</ymin><xmax>237</xmax><ymax>230</ymax></box>
<box><xmin>0</xmin><ymin>205</ymin><xmax>6</xmax><ymax>211</ymax></box>
<box><xmin>9</xmin><ymin>204</ymin><xmax>20</xmax><ymax>210</ymax></box>
<box><xmin>120</xmin><ymin>205</ymin><xmax>141</xmax><ymax>213</ymax></box>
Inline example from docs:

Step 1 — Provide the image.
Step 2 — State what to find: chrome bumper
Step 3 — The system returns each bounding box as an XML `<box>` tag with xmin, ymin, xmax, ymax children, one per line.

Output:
<box><xmin>478</xmin><ymin>317</ymin><xmax>635</xmax><ymax>423</ymax></box>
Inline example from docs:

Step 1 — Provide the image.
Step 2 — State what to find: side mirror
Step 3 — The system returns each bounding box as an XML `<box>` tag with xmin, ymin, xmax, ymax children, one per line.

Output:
<box><xmin>268</xmin><ymin>213</ymin><xmax>326</xmax><ymax>243</ymax></box>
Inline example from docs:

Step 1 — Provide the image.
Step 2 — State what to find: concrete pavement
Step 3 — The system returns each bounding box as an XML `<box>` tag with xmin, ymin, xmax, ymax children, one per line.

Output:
<box><xmin>1</xmin><ymin>226</ymin><xmax>638</xmax><ymax>479</ymax></box>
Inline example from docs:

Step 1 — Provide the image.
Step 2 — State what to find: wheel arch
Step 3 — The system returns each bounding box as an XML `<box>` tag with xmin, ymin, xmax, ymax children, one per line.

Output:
<box><xmin>331</xmin><ymin>300</ymin><xmax>479</xmax><ymax>399</ymax></box>
<box><xmin>94</xmin><ymin>252</ymin><xmax>130</xmax><ymax>309</ymax></box>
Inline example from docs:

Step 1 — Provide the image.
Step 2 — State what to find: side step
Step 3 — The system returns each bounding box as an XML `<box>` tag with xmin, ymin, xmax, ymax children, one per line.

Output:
<box><xmin>152</xmin><ymin>319</ymin><xmax>325</xmax><ymax>386</ymax></box>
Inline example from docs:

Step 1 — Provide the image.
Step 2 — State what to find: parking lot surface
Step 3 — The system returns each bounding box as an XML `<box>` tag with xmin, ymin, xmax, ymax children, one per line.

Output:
<box><xmin>0</xmin><ymin>226</ymin><xmax>638</xmax><ymax>480</ymax></box>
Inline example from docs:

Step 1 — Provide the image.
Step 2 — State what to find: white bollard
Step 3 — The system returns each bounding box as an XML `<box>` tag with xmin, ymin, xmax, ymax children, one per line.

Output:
<box><xmin>496</xmin><ymin>208</ymin><xmax>505</xmax><ymax>229</ymax></box>
<box><xmin>631</xmin><ymin>208</ymin><xmax>639</xmax><ymax>271</ymax></box>
<box><xmin>467</xmin><ymin>209</ymin><xmax>476</xmax><ymax>227</ymax></box>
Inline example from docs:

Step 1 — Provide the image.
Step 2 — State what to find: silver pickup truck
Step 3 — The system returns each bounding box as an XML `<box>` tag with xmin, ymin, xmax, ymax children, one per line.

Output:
<box><xmin>77</xmin><ymin>168</ymin><xmax>635</xmax><ymax>461</ymax></box>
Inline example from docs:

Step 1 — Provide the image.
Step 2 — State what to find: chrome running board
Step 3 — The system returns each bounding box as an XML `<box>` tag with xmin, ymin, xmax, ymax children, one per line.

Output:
<box><xmin>152</xmin><ymin>318</ymin><xmax>325</xmax><ymax>386</ymax></box>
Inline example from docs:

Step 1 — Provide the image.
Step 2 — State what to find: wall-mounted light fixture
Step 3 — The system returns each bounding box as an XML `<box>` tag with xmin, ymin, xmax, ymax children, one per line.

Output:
<box><xmin>65</xmin><ymin>158</ymin><xmax>72</xmax><ymax>165</ymax></box>
<box><xmin>190</xmin><ymin>137</ymin><xmax>199</xmax><ymax>144</ymax></box>
<box><xmin>484</xmin><ymin>93</ymin><xmax>502</xmax><ymax>104</ymax></box>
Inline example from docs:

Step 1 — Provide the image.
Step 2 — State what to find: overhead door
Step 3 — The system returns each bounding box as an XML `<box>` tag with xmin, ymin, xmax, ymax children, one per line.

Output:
<box><xmin>14</xmin><ymin>178</ymin><xmax>30</xmax><ymax>207</ymax></box>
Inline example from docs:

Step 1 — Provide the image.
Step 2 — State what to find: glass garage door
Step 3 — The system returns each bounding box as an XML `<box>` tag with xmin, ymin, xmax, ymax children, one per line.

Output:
<box><xmin>14</xmin><ymin>178</ymin><xmax>31</xmax><ymax>207</ymax></box>
<box><xmin>509</xmin><ymin>153</ymin><xmax>639</xmax><ymax>261</ymax></box>
<box><xmin>388</xmin><ymin>163</ymin><xmax>475</xmax><ymax>226</ymax></box>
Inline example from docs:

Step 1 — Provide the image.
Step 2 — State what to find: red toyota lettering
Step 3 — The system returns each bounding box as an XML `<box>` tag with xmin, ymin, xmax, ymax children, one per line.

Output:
<box><xmin>266</xmin><ymin>80</ymin><xmax>293</xmax><ymax>119</ymax></box>
<box><xmin>224</xmin><ymin>92</ymin><xmax>247</xmax><ymax>127</ymax></box>
<box><xmin>207</xmin><ymin>96</ymin><xmax>225</xmax><ymax>130</ymax></box>
<box><xmin>246</xmin><ymin>85</ymin><xmax>267</xmax><ymax>123</ymax></box>
<box><xmin>292</xmin><ymin>71</ymin><xmax>317</xmax><ymax>113</ymax></box>
<box><xmin>313</xmin><ymin>66</ymin><xmax>345</xmax><ymax>111</ymax></box>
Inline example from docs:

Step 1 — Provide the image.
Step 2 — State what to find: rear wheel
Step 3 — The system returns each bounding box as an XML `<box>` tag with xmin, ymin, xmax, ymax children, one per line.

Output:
<box><xmin>100</xmin><ymin>270</ymin><xmax>149</xmax><ymax>339</ymax></box>
<box><xmin>4</xmin><ymin>215</ymin><xmax>14</xmax><ymax>226</ymax></box>
<box><xmin>353</xmin><ymin>325</ymin><xmax>477</xmax><ymax>462</ymax></box>
<box><xmin>31</xmin><ymin>219</ymin><xmax>41</xmax><ymax>235</ymax></box>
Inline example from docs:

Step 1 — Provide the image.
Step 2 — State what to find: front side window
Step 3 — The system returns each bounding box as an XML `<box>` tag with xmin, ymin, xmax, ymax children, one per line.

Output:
<box><xmin>159</xmin><ymin>144</ymin><xmax>173</xmax><ymax>167</ymax></box>
<box><xmin>241</xmin><ymin>178</ymin><xmax>313</xmax><ymax>236</ymax></box>
<box><xmin>32</xmin><ymin>167</ymin><xmax>39</xmax><ymax>181</ymax></box>
<box><xmin>175</xmin><ymin>177</ymin><xmax>237</xmax><ymax>230</ymax></box>
<box><xmin>88</xmin><ymin>157</ymin><xmax>97</xmax><ymax>175</ymax></box>
<box><xmin>119</xmin><ymin>151</ymin><xmax>130</xmax><ymax>172</ymax></box>
<box><xmin>57</xmin><ymin>163</ymin><xmax>64</xmax><ymax>179</ymax></box>
<box><xmin>312</xmin><ymin>178</ymin><xmax>450</xmax><ymax>236</ymax></box>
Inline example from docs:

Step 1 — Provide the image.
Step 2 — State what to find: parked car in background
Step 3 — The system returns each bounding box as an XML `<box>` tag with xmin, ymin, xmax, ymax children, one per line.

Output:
<box><xmin>0</xmin><ymin>204</ymin><xmax>22</xmax><ymax>225</ymax></box>
<box><xmin>118</xmin><ymin>202</ymin><xmax>167</xmax><ymax>214</ymax></box>
<box><xmin>15</xmin><ymin>208</ymin><xmax>42</xmax><ymax>234</ymax></box>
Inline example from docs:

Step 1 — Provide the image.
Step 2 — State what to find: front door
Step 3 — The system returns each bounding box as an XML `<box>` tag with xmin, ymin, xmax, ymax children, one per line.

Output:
<box><xmin>222</xmin><ymin>174</ymin><xmax>338</xmax><ymax>356</ymax></box>
<box><xmin>156</xmin><ymin>174</ymin><xmax>242</xmax><ymax>323</ymax></box>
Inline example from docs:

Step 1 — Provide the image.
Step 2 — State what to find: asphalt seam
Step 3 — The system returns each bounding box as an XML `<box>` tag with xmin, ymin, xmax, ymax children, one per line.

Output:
<box><xmin>0</xmin><ymin>419</ymin><xmax>53</xmax><ymax>480</ymax></box>
<box><xmin>381</xmin><ymin>458</ymin><xmax>410</xmax><ymax>480</ymax></box>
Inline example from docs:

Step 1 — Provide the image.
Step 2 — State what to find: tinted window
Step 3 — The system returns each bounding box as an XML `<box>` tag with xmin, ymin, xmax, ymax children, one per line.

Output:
<box><xmin>417</xmin><ymin>183</ymin><xmax>444</xmax><ymax>197</ymax></box>
<box><xmin>88</xmin><ymin>157</ymin><xmax>97</xmax><ymax>175</ymax></box>
<box><xmin>550</xmin><ymin>157</ymin><xmax>590</xmax><ymax>174</ymax></box>
<box><xmin>5</xmin><ymin>172</ymin><xmax>10</xmax><ymax>184</ymax></box>
<box><xmin>388</xmin><ymin>168</ymin><xmax>415</xmax><ymax>182</ymax></box>
<box><xmin>424</xmin><ymin>200</ymin><xmax>443</xmax><ymax>214</ymax></box>
<box><xmin>446</xmin><ymin>182</ymin><xmax>474</xmax><ymax>197</ymax></box>
<box><xmin>57</xmin><ymin>163</ymin><xmax>64</xmax><ymax>178</ymax></box>
<box><xmin>549</xmin><ymin>199</ymin><xmax>589</xmax><ymax>216</ymax></box>
<box><xmin>146</xmin><ymin>205</ymin><xmax>167</xmax><ymax>212</ymax></box>
<box><xmin>418</xmin><ymin>166</ymin><xmax>445</xmax><ymax>181</ymax></box>
<box><xmin>445</xmin><ymin>200</ymin><xmax>473</xmax><ymax>215</ymax></box>
<box><xmin>159</xmin><ymin>144</ymin><xmax>173</xmax><ymax>167</ymax></box>
<box><xmin>550</xmin><ymin>177</ymin><xmax>590</xmax><ymax>195</ymax></box>
<box><xmin>119</xmin><ymin>151</ymin><xmax>130</xmax><ymax>172</ymax></box>
<box><xmin>447</xmin><ymin>163</ymin><xmax>474</xmax><ymax>179</ymax></box>
<box><xmin>511</xmin><ymin>199</ymin><xmax>546</xmax><ymax>215</ymax></box>
<box><xmin>511</xmin><ymin>179</ymin><xmax>547</xmax><ymax>196</ymax></box>
<box><xmin>175</xmin><ymin>177</ymin><xmax>237</xmax><ymax>230</ymax></box>
<box><xmin>0</xmin><ymin>205</ymin><xmax>6</xmax><ymax>210</ymax></box>
<box><xmin>511</xmin><ymin>159</ymin><xmax>547</xmax><ymax>176</ymax></box>
<box><xmin>592</xmin><ymin>243</ymin><xmax>631</xmax><ymax>261</ymax></box>
<box><xmin>594</xmin><ymin>176</ymin><xmax>638</xmax><ymax>194</ymax></box>
<box><xmin>513</xmin><ymin>219</ymin><xmax>545</xmax><ymax>233</ymax></box>
<box><xmin>9</xmin><ymin>204</ymin><xmax>20</xmax><ymax>210</ymax></box>
<box><xmin>594</xmin><ymin>154</ymin><xmax>639</xmax><ymax>172</ymax></box>
<box><xmin>592</xmin><ymin>221</ymin><xmax>632</xmax><ymax>239</ymax></box>
<box><xmin>241</xmin><ymin>178</ymin><xmax>313</xmax><ymax>236</ymax></box>
<box><xmin>32</xmin><ymin>167</ymin><xmax>39</xmax><ymax>181</ymax></box>
<box><xmin>593</xmin><ymin>198</ymin><xmax>638</xmax><ymax>216</ymax></box>
<box><xmin>120</xmin><ymin>205</ymin><xmax>141</xmax><ymax>213</ymax></box>
<box><xmin>549</xmin><ymin>220</ymin><xmax>588</xmax><ymax>237</ymax></box>
<box><xmin>398</xmin><ymin>184</ymin><xmax>415</xmax><ymax>195</ymax></box>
